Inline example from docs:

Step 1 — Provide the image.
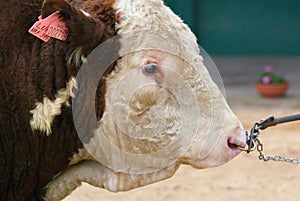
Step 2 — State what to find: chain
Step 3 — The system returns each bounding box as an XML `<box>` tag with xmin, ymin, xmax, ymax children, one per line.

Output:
<box><xmin>239</xmin><ymin>114</ymin><xmax>300</xmax><ymax>165</ymax></box>
<box><xmin>256</xmin><ymin>138</ymin><xmax>300</xmax><ymax>165</ymax></box>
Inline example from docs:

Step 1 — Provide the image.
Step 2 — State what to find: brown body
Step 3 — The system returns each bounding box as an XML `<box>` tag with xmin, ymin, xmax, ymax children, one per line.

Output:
<box><xmin>0</xmin><ymin>0</ymin><xmax>116</xmax><ymax>200</ymax></box>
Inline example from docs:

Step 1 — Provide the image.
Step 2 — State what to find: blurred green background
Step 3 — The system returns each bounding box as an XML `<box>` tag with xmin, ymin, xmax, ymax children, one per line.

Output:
<box><xmin>165</xmin><ymin>0</ymin><xmax>300</xmax><ymax>55</ymax></box>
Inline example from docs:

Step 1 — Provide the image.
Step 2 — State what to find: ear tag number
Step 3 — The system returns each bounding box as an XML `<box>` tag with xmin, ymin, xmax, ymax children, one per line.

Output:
<box><xmin>47</xmin><ymin>19</ymin><xmax>68</xmax><ymax>41</ymax></box>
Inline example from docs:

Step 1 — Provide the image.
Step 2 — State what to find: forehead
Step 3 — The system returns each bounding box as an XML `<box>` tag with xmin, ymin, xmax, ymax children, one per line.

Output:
<box><xmin>114</xmin><ymin>0</ymin><xmax>204</xmax><ymax>77</ymax></box>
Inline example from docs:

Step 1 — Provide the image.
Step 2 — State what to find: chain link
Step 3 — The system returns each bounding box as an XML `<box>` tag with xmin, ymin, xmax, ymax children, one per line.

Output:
<box><xmin>240</xmin><ymin>115</ymin><xmax>300</xmax><ymax>165</ymax></box>
<box><xmin>256</xmin><ymin>138</ymin><xmax>300</xmax><ymax>165</ymax></box>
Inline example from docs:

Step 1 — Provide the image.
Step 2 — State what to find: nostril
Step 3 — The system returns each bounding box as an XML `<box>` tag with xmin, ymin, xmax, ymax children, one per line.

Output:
<box><xmin>227</xmin><ymin>135</ymin><xmax>246</xmax><ymax>150</ymax></box>
<box><xmin>227</xmin><ymin>139</ymin><xmax>237</xmax><ymax>149</ymax></box>
<box><xmin>227</xmin><ymin>138</ymin><xmax>238</xmax><ymax>149</ymax></box>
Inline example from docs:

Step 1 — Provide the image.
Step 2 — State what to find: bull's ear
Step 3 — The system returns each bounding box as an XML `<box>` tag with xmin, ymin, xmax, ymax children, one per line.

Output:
<box><xmin>41</xmin><ymin>0</ymin><xmax>110</xmax><ymax>63</ymax></box>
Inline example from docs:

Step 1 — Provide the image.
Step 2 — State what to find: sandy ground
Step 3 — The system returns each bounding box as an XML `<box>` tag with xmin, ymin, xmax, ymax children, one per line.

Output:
<box><xmin>63</xmin><ymin>100</ymin><xmax>300</xmax><ymax>201</ymax></box>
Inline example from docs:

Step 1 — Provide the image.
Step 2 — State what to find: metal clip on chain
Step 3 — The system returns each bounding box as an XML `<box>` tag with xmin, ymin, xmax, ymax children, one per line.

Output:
<box><xmin>238</xmin><ymin>114</ymin><xmax>300</xmax><ymax>165</ymax></box>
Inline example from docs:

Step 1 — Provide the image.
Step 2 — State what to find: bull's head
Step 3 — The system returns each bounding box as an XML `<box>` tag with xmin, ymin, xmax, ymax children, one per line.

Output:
<box><xmin>39</xmin><ymin>0</ymin><xmax>246</xmax><ymax>199</ymax></box>
<box><xmin>83</xmin><ymin>0</ymin><xmax>246</xmax><ymax>171</ymax></box>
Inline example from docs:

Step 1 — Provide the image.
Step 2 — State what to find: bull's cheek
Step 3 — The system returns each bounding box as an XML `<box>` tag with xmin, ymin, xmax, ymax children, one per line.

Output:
<box><xmin>88</xmin><ymin>62</ymin><xmax>200</xmax><ymax>174</ymax></box>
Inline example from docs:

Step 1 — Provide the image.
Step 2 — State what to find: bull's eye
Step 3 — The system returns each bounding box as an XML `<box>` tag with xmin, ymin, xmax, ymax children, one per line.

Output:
<box><xmin>143</xmin><ymin>64</ymin><xmax>157</xmax><ymax>74</ymax></box>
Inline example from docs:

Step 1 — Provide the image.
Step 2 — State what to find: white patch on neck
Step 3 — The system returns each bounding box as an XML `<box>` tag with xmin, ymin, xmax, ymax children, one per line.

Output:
<box><xmin>80</xmin><ymin>9</ymin><xmax>91</xmax><ymax>17</ymax></box>
<box><xmin>30</xmin><ymin>77</ymin><xmax>77</xmax><ymax>135</ymax></box>
<box><xmin>68</xmin><ymin>46</ymin><xmax>87</xmax><ymax>66</ymax></box>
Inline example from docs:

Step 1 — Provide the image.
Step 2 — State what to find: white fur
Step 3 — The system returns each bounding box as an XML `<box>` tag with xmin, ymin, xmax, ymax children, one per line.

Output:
<box><xmin>68</xmin><ymin>46</ymin><xmax>87</xmax><ymax>66</ymax></box>
<box><xmin>80</xmin><ymin>9</ymin><xmax>91</xmax><ymax>17</ymax></box>
<box><xmin>30</xmin><ymin>77</ymin><xmax>77</xmax><ymax>135</ymax></box>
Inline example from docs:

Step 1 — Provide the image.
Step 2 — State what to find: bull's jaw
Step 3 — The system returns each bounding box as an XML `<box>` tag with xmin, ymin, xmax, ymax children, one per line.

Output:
<box><xmin>46</xmin><ymin>124</ymin><xmax>245</xmax><ymax>201</ymax></box>
<box><xmin>46</xmin><ymin>125</ymin><xmax>245</xmax><ymax>200</ymax></box>
<box><xmin>45</xmin><ymin>160</ymin><xmax>180</xmax><ymax>200</ymax></box>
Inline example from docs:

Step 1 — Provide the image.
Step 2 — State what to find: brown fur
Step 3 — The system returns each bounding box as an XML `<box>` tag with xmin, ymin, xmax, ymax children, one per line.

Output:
<box><xmin>0</xmin><ymin>0</ymin><xmax>116</xmax><ymax>200</ymax></box>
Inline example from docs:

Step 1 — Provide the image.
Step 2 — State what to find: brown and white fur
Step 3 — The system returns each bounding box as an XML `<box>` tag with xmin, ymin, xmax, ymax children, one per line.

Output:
<box><xmin>40</xmin><ymin>0</ymin><xmax>246</xmax><ymax>200</ymax></box>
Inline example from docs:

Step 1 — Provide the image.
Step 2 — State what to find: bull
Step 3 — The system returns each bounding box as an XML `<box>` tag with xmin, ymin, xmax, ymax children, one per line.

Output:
<box><xmin>0</xmin><ymin>0</ymin><xmax>246</xmax><ymax>200</ymax></box>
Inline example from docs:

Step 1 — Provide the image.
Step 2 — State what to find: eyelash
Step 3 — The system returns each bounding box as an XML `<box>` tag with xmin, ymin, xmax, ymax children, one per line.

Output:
<box><xmin>143</xmin><ymin>64</ymin><xmax>157</xmax><ymax>74</ymax></box>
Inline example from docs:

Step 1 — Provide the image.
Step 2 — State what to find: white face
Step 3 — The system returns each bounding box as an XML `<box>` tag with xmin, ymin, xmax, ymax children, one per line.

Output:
<box><xmin>85</xmin><ymin>0</ymin><xmax>246</xmax><ymax>175</ymax></box>
<box><xmin>96</xmin><ymin>48</ymin><xmax>245</xmax><ymax>173</ymax></box>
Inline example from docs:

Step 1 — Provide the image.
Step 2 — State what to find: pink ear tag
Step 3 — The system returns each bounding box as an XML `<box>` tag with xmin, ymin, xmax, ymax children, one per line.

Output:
<box><xmin>28</xmin><ymin>11</ymin><xmax>64</xmax><ymax>42</ymax></box>
<box><xmin>47</xmin><ymin>19</ymin><xmax>68</xmax><ymax>41</ymax></box>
